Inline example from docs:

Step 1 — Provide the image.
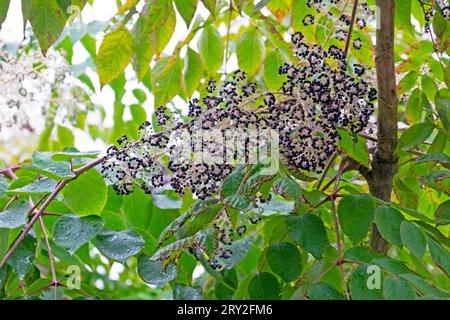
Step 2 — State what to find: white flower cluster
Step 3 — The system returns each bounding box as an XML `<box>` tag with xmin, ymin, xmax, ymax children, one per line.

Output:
<box><xmin>0</xmin><ymin>41</ymin><xmax>92</xmax><ymax>140</ymax></box>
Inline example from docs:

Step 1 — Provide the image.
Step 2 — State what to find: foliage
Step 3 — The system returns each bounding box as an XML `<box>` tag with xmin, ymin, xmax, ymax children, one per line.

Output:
<box><xmin>0</xmin><ymin>0</ymin><xmax>449</xmax><ymax>301</ymax></box>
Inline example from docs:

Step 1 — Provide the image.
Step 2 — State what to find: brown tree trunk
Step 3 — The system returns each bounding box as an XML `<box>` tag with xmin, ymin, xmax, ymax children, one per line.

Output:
<box><xmin>365</xmin><ymin>0</ymin><xmax>399</xmax><ymax>253</ymax></box>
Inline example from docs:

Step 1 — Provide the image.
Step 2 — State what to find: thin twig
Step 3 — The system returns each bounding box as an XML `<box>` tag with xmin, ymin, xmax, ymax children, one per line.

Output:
<box><xmin>329</xmin><ymin>162</ymin><xmax>349</xmax><ymax>299</ymax></box>
<box><xmin>38</xmin><ymin>216</ymin><xmax>58</xmax><ymax>299</ymax></box>
<box><xmin>0</xmin><ymin>165</ymin><xmax>20</xmax><ymax>178</ymax></box>
<box><xmin>7</xmin><ymin>169</ymin><xmax>59</xmax><ymax>298</ymax></box>
<box><xmin>323</xmin><ymin>0</ymin><xmax>352</xmax><ymax>48</ymax></box>
<box><xmin>27</xmin><ymin>195</ymin><xmax>47</xmax><ymax>216</ymax></box>
<box><xmin>316</xmin><ymin>152</ymin><xmax>337</xmax><ymax>190</ymax></box>
<box><xmin>28</xmin><ymin>198</ymin><xmax>58</xmax><ymax>299</ymax></box>
<box><xmin>344</xmin><ymin>0</ymin><xmax>359</xmax><ymax>58</ymax></box>
<box><xmin>224</xmin><ymin>0</ymin><xmax>233</xmax><ymax>75</ymax></box>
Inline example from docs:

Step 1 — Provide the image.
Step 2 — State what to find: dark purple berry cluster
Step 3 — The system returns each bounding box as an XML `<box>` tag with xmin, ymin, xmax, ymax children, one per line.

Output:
<box><xmin>101</xmin><ymin>31</ymin><xmax>376</xmax><ymax>198</ymax></box>
<box><xmin>268</xmin><ymin>32</ymin><xmax>375</xmax><ymax>173</ymax></box>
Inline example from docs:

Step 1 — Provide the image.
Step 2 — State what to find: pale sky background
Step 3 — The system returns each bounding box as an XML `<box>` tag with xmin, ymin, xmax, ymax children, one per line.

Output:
<box><xmin>0</xmin><ymin>0</ymin><xmax>221</xmax><ymax>153</ymax></box>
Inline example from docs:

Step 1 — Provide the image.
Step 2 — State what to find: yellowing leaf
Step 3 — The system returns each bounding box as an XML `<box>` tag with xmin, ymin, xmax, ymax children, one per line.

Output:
<box><xmin>97</xmin><ymin>25</ymin><xmax>134</xmax><ymax>87</ymax></box>
<box><xmin>267</xmin><ymin>0</ymin><xmax>291</xmax><ymax>22</ymax></box>
<box><xmin>116</xmin><ymin>0</ymin><xmax>140</xmax><ymax>15</ymax></box>
<box><xmin>132</xmin><ymin>0</ymin><xmax>176</xmax><ymax>79</ymax></box>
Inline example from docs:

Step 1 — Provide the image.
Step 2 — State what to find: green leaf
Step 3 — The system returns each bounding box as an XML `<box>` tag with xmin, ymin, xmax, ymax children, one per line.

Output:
<box><xmin>174</xmin><ymin>0</ymin><xmax>198</xmax><ymax>27</ymax></box>
<box><xmin>201</xmin><ymin>0</ymin><xmax>216</xmax><ymax>15</ymax></box>
<box><xmin>101</xmin><ymin>210</ymin><xmax>127</xmax><ymax>231</ymax></box>
<box><xmin>122</xmin><ymin>188</ymin><xmax>152</xmax><ymax>229</ymax></box>
<box><xmin>248</xmin><ymin>272</ymin><xmax>280</xmax><ymax>300</ymax></box>
<box><xmin>96</xmin><ymin>230</ymin><xmax>145</xmax><ymax>263</ymax></box>
<box><xmin>445</xmin><ymin>64</ymin><xmax>450</xmax><ymax>88</ymax></box>
<box><xmin>372</xmin><ymin>257</ymin><xmax>412</xmax><ymax>275</ymax></box>
<box><xmin>0</xmin><ymin>0</ymin><xmax>10</xmax><ymax>29</ymax></box>
<box><xmin>219</xmin><ymin>236</ymin><xmax>254</xmax><ymax>268</ymax></box>
<box><xmin>435</xmin><ymin>89</ymin><xmax>449</xmax><ymax>131</ymax></box>
<box><xmin>151</xmin><ymin>56</ymin><xmax>183</xmax><ymax>106</ymax></box>
<box><xmin>21</xmin><ymin>0</ymin><xmax>31</xmax><ymax>34</ymax></box>
<box><xmin>0</xmin><ymin>201</ymin><xmax>29</xmax><ymax>229</ymax></box>
<box><xmin>421</xmin><ymin>75</ymin><xmax>438</xmax><ymax>102</ymax></box>
<box><xmin>399</xmin><ymin>123</ymin><xmax>434</xmax><ymax>150</ymax></box>
<box><xmin>57</xmin><ymin>125</ymin><xmax>74</xmax><ymax>147</ymax></box>
<box><xmin>7</xmin><ymin>178</ymin><xmax>57</xmax><ymax>196</ymax></box>
<box><xmin>399</xmin><ymin>273</ymin><xmax>450</xmax><ymax>299</ymax></box>
<box><xmin>132</xmin><ymin>89</ymin><xmax>147</xmax><ymax>103</ymax></box>
<box><xmin>374</xmin><ymin>206</ymin><xmax>404</xmax><ymax>246</ymax></box>
<box><xmin>337</xmin><ymin>129</ymin><xmax>370</xmax><ymax>167</ymax></box>
<box><xmin>349</xmin><ymin>265</ymin><xmax>383</xmax><ymax>300</ymax></box>
<box><xmin>221</xmin><ymin>166</ymin><xmax>246</xmax><ymax>197</ymax></box>
<box><xmin>383</xmin><ymin>276</ymin><xmax>416</xmax><ymax>300</ymax></box>
<box><xmin>198</xmin><ymin>25</ymin><xmax>224</xmax><ymax>74</ymax></box>
<box><xmin>414</xmin><ymin>220</ymin><xmax>450</xmax><ymax>248</ymax></box>
<box><xmin>344</xmin><ymin>246</ymin><xmax>381</xmax><ymax>264</ymax></box>
<box><xmin>395</xmin><ymin>0</ymin><xmax>413</xmax><ymax>34</ymax></box>
<box><xmin>435</xmin><ymin>200</ymin><xmax>450</xmax><ymax>226</ymax></box>
<box><xmin>338</xmin><ymin>195</ymin><xmax>375</xmax><ymax>244</ymax></box>
<box><xmin>173</xmin><ymin>284</ymin><xmax>202</xmax><ymax>300</ymax></box>
<box><xmin>432</xmin><ymin>9</ymin><xmax>449</xmax><ymax>45</ymax></box>
<box><xmin>266</xmin><ymin>242</ymin><xmax>302</xmax><ymax>282</ymax></box>
<box><xmin>398</xmin><ymin>71</ymin><xmax>420</xmax><ymax>95</ymax></box>
<box><xmin>63</xmin><ymin>169</ymin><xmax>107</xmax><ymax>216</ymax></box>
<box><xmin>287</xmin><ymin>213</ymin><xmax>328</xmax><ymax>259</ymax></box>
<box><xmin>32</xmin><ymin>151</ymin><xmax>75</xmax><ymax>180</ymax></box>
<box><xmin>53</xmin><ymin>215</ymin><xmax>104</xmax><ymax>255</ymax></box>
<box><xmin>0</xmin><ymin>176</ymin><xmax>8</xmax><ymax>198</ymax></box>
<box><xmin>8</xmin><ymin>232</ymin><xmax>36</xmax><ymax>280</ymax></box>
<box><xmin>264</xmin><ymin>50</ymin><xmax>286</xmax><ymax>91</ymax></box>
<box><xmin>29</xmin><ymin>0</ymin><xmax>69</xmax><ymax>54</ymax></box>
<box><xmin>50</xmin><ymin>150</ymin><xmax>100</xmax><ymax>162</ymax></box>
<box><xmin>272</xmin><ymin>176</ymin><xmax>303</xmax><ymax>200</ymax></box>
<box><xmin>0</xmin><ymin>227</ymin><xmax>8</xmax><ymax>259</ymax></box>
<box><xmin>183</xmin><ymin>203</ymin><xmax>222</xmax><ymax>237</ymax></box>
<box><xmin>405</xmin><ymin>88</ymin><xmax>422</xmax><ymax>124</ymax></box>
<box><xmin>215</xmin><ymin>269</ymin><xmax>238</xmax><ymax>299</ymax></box>
<box><xmin>184</xmin><ymin>48</ymin><xmax>203</xmax><ymax>97</ymax></box>
<box><xmin>223</xmin><ymin>194</ymin><xmax>250</xmax><ymax>210</ymax></box>
<box><xmin>132</xmin><ymin>0</ymin><xmax>176</xmax><ymax>79</ymax></box>
<box><xmin>400</xmin><ymin>220</ymin><xmax>426</xmax><ymax>258</ymax></box>
<box><xmin>426</xmin><ymin>235</ymin><xmax>450</xmax><ymax>276</ymax></box>
<box><xmin>421</xmin><ymin>170</ymin><xmax>450</xmax><ymax>184</ymax></box>
<box><xmin>0</xmin><ymin>264</ymin><xmax>6</xmax><ymax>288</ymax></box>
<box><xmin>416</xmin><ymin>153</ymin><xmax>450</xmax><ymax>167</ymax></box>
<box><xmin>308</xmin><ymin>282</ymin><xmax>344</xmax><ymax>300</ymax></box>
<box><xmin>137</xmin><ymin>255</ymin><xmax>177</xmax><ymax>286</ymax></box>
<box><xmin>97</xmin><ymin>25</ymin><xmax>134</xmax><ymax>87</ymax></box>
<box><xmin>236</xmin><ymin>28</ymin><xmax>265</xmax><ymax>77</ymax></box>
<box><xmin>153</xmin><ymin>192</ymin><xmax>182</xmax><ymax>209</ymax></box>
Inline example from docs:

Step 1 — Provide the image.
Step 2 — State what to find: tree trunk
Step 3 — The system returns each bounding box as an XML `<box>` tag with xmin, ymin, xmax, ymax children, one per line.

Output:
<box><xmin>366</xmin><ymin>0</ymin><xmax>399</xmax><ymax>253</ymax></box>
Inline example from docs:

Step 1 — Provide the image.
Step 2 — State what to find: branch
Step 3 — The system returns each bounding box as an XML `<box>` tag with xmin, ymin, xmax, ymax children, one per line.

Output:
<box><xmin>374</xmin><ymin>0</ymin><xmax>398</xmax><ymax>164</ymax></box>
<box><xmin>323</xmin><ymin>0</ymin><xmax>352</xmax><ymax>48</ymax></box>
<box><xmin>365</xmin><ymin>0</ymin><xmax>399</xmax><ymax>254</ymax></box>
<box><xmin>29</xmin><ymin>197</ymin><xmax>58</xmax><ymax>297</ymax></box>
<box><xmin>344</xmin><ymin>0</ymin><xmax>359</xmax><ymax>57</ymax></box>
<box><xmin>329</xmin><ymin>162</ymin><xmax>350</xmax><ymax>299</ymax></box>
<box><xmin>0</xmin><ymin>156</ymin><xmax>106</xmax><ymax>269</ymax></box>
<box><xmin>0</xmin><ymin>166</ymin><xmax>20</xmax><ymax>180</ymax></box>
<box><xmin>223</xmin><ymin>0</ymin><xmax>233</xmax><ymax>75</ymax></box>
